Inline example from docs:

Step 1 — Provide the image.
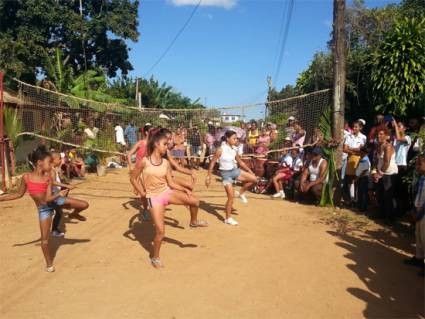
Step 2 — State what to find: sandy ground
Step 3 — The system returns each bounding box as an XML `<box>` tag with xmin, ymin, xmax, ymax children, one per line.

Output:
<box><xmin>0</xmin><ymin>168</ymin><xmax>424</xmax><ymax>319</ymax></box>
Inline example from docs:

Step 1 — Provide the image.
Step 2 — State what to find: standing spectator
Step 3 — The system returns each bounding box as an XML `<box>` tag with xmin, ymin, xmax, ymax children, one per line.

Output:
<box><xmin>285</xmin><ymin>116</ymin><xmax>296</xmax><ymax>137</ymax></box>
<box><xmin>372</xmin><ymin>127</ymin><xmax>398</xmax><ymax>219</ymax></box>
<box><xmin>189</xmin><ymin>125</ymin><xmax>202</xmax><ymax>169</ymax></box>
<box><xmin>255</xmin><ymin>128</ymin><xmax>271</xmax><ymax>154</ymax></box>
<box><xmin>124</xmin><ymin>122</ymin><xmax>138</xmax><ymax>148</ymax></box>
<box><xmin>344</xmin><ymin>120</ymin><xmax>353</xmax><ymax>135</ymax></box>
<box><xmin>247</xmin><ymin>121</ymin><xmax>260</xmax><ymax>152</ymax></box>
<box><xmin>368</xmin><ymin>114</ymin><xmax>385</xmax><ymax>145</ymax></box>
<box><xmin>291</xmin><ymin>121</ymin><xmax>306</xmax><ymax>146</ymax></box>
<box><xmin>203</xmin><ymin>125</ymin><xmax>216</xmax><ymax>168</ymax></box>
<box><xmin>172</xmin><ymin>128</ymin><xmax>187</xmax><ymax>167</ymax></box>
<box><xmin>84</xmin><ymin>120</ymin><xmax>98</xmax><ymax>140</ymax></box>
<box><xmin>343</xmin><ymin>120</ymin><xmax>367</xmax><ymax>204</ymax></box>
<box><xmin>340</xmin><ymin>121</ymin><xmax>353</xmax><ymax>190</ymax></box>
<box><xmin>404</xmin><ymin>154</ymin><xmax>425</xmax><ymax>277</ymax></box>
<box><xmin>266</xmin><ymin>122</ymin><xmax>278</xmax><ymax>142</ymax></box>
<box><xmin>296</xmin><ymin>147</ymin><xmax>328</xmax><ymax>202</ymax></box>
<box><xmin>115</xmin><ymin>122</ymin><xmax>126</xmax><ymax>147</ymax></box>
<box><xmin>355</xmin><ymin>146</ymin><xmax>371</xmax><ymax>213</ymax></box>
<box><xmin>392</xmin><ymin>119</ymin><xmax>412</xmax><ymax>214</ymax></box>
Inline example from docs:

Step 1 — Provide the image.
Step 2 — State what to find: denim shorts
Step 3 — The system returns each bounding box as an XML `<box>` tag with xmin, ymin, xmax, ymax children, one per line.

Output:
<box><xmin>38</xmin><ymin>205</ymin><xmax>54</xmax><ymax>221</ymax></box>
<box><xmin>220</xmin><ymin>168</ymin><xmax>241</xmax><ymax>186</ymax></box>
<box><xmin>54</xmin><ymin>196</ymin><xmax>66</xmax><ymax>206</ymax></box>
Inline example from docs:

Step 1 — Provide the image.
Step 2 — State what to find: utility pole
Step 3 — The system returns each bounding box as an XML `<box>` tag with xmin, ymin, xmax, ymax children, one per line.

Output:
<box><xmin>332</xmin><ymin>0</ymin><xmax>346</xmax><ymax>170</ymax></box>
<box><xmin>135</xmin><ymin>78</ymin><xmax>139</xmax><ymax>107</ymax></box>
<box><xmin>266</xmin><ymin>75</ymin><xmax>272</xmax><ymax>120</ymax></box>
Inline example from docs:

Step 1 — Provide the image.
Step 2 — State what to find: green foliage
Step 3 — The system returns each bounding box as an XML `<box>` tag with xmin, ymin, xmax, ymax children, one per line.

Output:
<box><xmin>269</xmin><ymin>85</ymin><xmax>297</xmax><ymax>101</ymax></box>
<box><xmin>84</xmin><ymin>131</ymin><xmax>118</xmax><ymax>165</ymax></box>
<box><xmin>371</xmin><ymin>17</ymin><xmax>425</xmax><ymax>117</ymax></box>
<box><xmin>44</xmin><ymin>48</ymin><xmax>74</xmax><ymax>93</ymax></box>
<box><xmin>4</xmin><ymin>108</ymin><xmax>23</xmax><ymax>149</ymax></box>
<box><xmin>318</xmin><ymin>107</ymin><xmax>336</xmax><ymax>207</ymax></box>
<box><xmin>0</xmin><ymin>0</ymin><xmax>139</xmax><ymax>81</ymax></box>
<box><xmin>266</xmin><ymin>112</ymin><xmax>288</xmax><ymax>150</ymax></box>
<box><xmin>295</xmin><ymin>52</ymin><xmax>333</xmax><ymax>94</ymax></box>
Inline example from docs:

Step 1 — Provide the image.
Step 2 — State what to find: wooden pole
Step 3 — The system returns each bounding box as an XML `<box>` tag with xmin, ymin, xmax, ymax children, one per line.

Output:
<box><xmin>332</xmin><ymin>0</ymin><xmax>346</xmax><ymax>170</ymax></box>
<box><xmin>0</xmin><ymin>71</ymin><xmax>6</xmax><ymax>192</ymax></box>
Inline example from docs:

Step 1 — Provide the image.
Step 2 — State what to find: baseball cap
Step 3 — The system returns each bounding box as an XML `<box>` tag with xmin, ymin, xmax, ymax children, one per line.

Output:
<box><xmin>311</xmin><ymin>147</ymin><xmax>323</xmax><ymax>156</ymax></box>
<box><xmin>288</xmin><ymin>116</ymin><xmax>295</xmax><ymax>121</ymax></box>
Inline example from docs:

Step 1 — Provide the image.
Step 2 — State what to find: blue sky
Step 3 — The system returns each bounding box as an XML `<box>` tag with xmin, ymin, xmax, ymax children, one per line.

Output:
<box><xmin>128</xmin><ymin>0</ymin><xmax>398</xmax><ymax>115</ymax></box>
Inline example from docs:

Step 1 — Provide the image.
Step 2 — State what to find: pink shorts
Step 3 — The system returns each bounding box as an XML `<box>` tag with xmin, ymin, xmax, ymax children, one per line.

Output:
<box><xmin>147</xmin><ymin>189</ymin><xmax>173</xmax><ymax>208</ymax></box>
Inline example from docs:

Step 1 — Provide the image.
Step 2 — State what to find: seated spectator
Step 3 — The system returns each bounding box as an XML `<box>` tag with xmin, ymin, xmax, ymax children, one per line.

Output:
<box><xmin>285</xmin><ymin>116</ymin><xmax>296</xmax><ymax>137</ymax></box>
<box><xmin>266</xmin><ymin>122</ymin><xmax>278</xmax><ymax>142</ymax></box>
<box><xmin>355</xmin><ymin>146</ymin><xmax>371</xmax><ymax>213</ymax></box>
<box><xmin>292</xmin><ymin>121</ymin><xmax>306</xmax><ymax>146</ymax></box>
<box><xmin>255</xmin><ymin>128</ymin><xmax>271</xmax><ymax>154</ymax></box>
<box><xmin>296</xmin><ymin>147</ymin><xmax>328</xmax><ymax>202</ymax></box>
<box><xmin>84</xmin><ymin>120</ymin><xmax>99</xmax><ymax>140</ymax></box>
<box><xmin>68</xmin><ymin>148</ymin><xmax>86</xmax><ymax>179</ymax></box>
<box><xmin>268</xmin><ymin>147</ymin><xmax>303</xmax><ymax>198</ymax></box>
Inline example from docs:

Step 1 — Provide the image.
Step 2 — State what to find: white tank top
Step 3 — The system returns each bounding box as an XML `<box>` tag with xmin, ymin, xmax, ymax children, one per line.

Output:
<box><xmin>309</xmin><ymin>158</ymin><xmax>328</xmax><ymax>182</ymax></box>
<box><xmin>378</xmin><ymin>148</ymin><xmax>398</xmax><ymax>175</ymax></box>
<box><xmin>52</xmin><ymin>170</ymin><xmax>62</xmax><ymax>194</ymax></box>
<box><xmin>219</xmin><ymin>143</ymin><xmax>237</xmax><ymax>171</ymax></box>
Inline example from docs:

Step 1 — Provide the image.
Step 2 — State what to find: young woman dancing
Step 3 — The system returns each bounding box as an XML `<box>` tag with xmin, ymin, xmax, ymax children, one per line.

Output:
<box><xmin>0</xmin><ymin>146</ymin><xmax>69</xmax><ymax>272</ymax></box>
<box><xmin>205</xmin><ymin>130</ymin><xmax>257</xmax><ymax>226</ymax></box>
<box><xmin>127</xmin><ymin>124</ymin><xmax>152</xmax><ymax>171</ymax></box>
<box><xmin>130</xmin><ymin>130</ymin><xmax>208</xmax><ymax>268</ymax></box>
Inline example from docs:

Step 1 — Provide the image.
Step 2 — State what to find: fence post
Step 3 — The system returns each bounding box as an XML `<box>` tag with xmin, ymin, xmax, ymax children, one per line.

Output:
<box><xmin>0</xmin><ymin>71</ymin><xmax>6</xmax><ymax>192</ymax></box>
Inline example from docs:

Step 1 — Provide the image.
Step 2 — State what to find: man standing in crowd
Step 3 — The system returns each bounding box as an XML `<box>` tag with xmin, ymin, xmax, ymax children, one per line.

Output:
<box><xmin>124</xmin><ymin>122</ymin><xmax>138</xmax><ymax>148</ymax></box>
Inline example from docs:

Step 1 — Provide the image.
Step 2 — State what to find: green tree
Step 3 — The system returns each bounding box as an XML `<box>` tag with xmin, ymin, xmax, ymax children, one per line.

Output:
<box><xmin>0</xmin><ymin>0</ymin><xmax>139</xmax><ymax>82</ymax></box>
<box><xmin>371</xmin><ymin>17</ymin><xmax>425</xmax><ymax>117</ymax></box>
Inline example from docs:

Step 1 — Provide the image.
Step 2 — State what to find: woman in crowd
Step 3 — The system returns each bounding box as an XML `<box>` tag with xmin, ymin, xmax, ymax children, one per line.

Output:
<box><xmin>203</xmin><ymin>125</ymin><xmax>216</xmax><ymax>168</ymax></box>
<box><xmin>130</xmin><ymin>130</ymin><xmax>208</xmax><ymax>268</ymax></box>
<box><xmin>343</xmin><ymin>120</ymin><xmax>367</xmax><ymax>204</ymax></box>
<box><xmin>255</xmin><ymin>128</ymin><xmax>271</xmax><ymax>155</ymax></box>
<box><xmin>127</xmin><ymin>124</ymin><xmax>152</xmax><ymax>171</ymax></box>
<box><xmin>291</xmin><ymin>121</ymin><xmax>306</xmax><ymax>146</ymax></box>
<box><xmin>206</xmin><ymin>130</ymin><xmax>257</xmax><ymax>226</ymax></box>
<box><xmin>372</xmin><ymin>127</ymin><xmax>398</xmax><ymax>219</ymax></box>
<box><xmin>392</xmin><ymin>119</ymin><xmax>412</xmax><ymax>214</ymax></box>
<box><xmin>247</xmin><ymin>121</ymin><xmax>260</xmax><ymax>153</ymax></box>
<box><xmin>171</xmin><ymin>128</ymin><xmax>187</xmax><ymax>167</ymax></box>
<box><xmin>0</xmin><ymin>146</ymin><xmax>70</xmax><ymax>272</ymax></box>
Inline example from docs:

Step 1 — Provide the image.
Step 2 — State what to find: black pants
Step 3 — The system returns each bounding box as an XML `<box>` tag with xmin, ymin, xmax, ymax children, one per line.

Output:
<box><xmin>377</xmin><ymin>174</ymin><xmax>398</xmax><ymax>218</ymax></box>
<box><xmin>357</xmin><ymin>176</ymin><xmax>369</xmax><ymax>212</ymax></box>
<box><xmin>52</xmin><ymin>205</ymin><xmax>63</xmax><ymax>232</ymax></box>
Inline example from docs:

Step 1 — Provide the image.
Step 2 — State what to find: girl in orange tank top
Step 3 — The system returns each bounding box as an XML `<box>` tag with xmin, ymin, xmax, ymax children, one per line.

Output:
<box><xmin>130</xmin><ymin>129</ymin><xmax>209</xmax><ymax>269</ymax></box>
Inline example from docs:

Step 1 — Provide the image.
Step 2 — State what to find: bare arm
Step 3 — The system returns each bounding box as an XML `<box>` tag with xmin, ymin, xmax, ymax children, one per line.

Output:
<box><xmin>165</xmin><ymin>163</ymin><xmax>189</xmax><ymax>193</ymax></box>
<box><xmin>206</xmin><ymin>148</ymin><xmax>222</xmax><ymax>187</ymax></box>
<box><xmin>130</xmin><ymin>159</ymin><xmax>146</xmax><ymax>197</ymax></box>
<box><xmin>46</xmin><ymin>179</ymin><xmax>68</xmax><ymax>203</ymax></box>
<box><xmin>309</xmin><ymin>160</ymin><xmax>328</xmax><ymax>187</ymax></box>
<box><xmin>235</xmin><ymin>154</ymin><xmax>254</xmax><ymax>175</ymax></box>
<box><xmin>127</xmin><ymin>140</ymin><xmax>143</xmax><ymax>170</ymax></box>
<box><xmin>0</xmin><ymin>176</ymin><xmax>27</xmax><ymax>201</ymax></box>
<box><xmin>167</xmin><ymin>151</ymin><xmax>193</xmax><ymax>176</ymax></box>
<box><xmin>379</xmin><ymin>144</ymin><xmax>392</xmax><ymax>174</ymax></box>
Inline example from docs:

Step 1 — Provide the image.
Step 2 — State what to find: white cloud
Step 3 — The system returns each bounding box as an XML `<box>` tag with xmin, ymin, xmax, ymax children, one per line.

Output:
<box><xmin>169</xmin><ymin>0</ymin><xmax>237</xmax><ymax>9</ymax></box>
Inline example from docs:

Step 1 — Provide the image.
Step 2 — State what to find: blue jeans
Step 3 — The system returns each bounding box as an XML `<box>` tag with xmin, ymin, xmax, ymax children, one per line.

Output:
<box><xmin>221</xmin><ymin>168</ymin><xmax>241</xmax><ymax>186</ymax></box>
<box><xmin>38</xmin><ymin>205</ymin><xmax>54</xmax><ymax>221</ymax></box>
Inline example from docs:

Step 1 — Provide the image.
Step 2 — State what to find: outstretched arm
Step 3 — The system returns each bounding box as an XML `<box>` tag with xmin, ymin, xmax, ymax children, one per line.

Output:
<box><xmin>0</xmin><ymin>176</ymin><xmax>27</xmax><ymax>201</ymax></box>
<box><xmin>206</xmin><ymin>148</ymin><xmax>222</xmax><ymax>187</ymax></box>
<box><xmin>127</xmin><ymin>140</ymin><xmax>143</xmax><ymax>171</ymax></box>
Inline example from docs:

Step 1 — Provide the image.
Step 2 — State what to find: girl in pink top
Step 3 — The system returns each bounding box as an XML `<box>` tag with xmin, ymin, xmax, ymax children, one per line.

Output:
<box><xmin>127</xmin><ymin>124</ymin><xmax>152</xmax><ymax>171</ymax></box>
<box><xmin>130</xmin><ymin>130</ymin><xmax>208</xmax><ymax>268</ymax></box>
<box><xmin>255</xmin><ymin>128</ymin><xmax>271</xmax><ymax>154</ymax></box>
<box><xmin>291</xmin><ymin>121</ymin><xmax>306</xmax><ymax>146</ymax></box>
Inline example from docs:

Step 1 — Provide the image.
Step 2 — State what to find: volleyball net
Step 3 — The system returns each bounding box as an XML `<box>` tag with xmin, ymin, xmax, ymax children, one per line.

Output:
<box><xmin>3</xmin><ymin>77</ymin><xmax>331</xmax><ymax>160</ymax></box>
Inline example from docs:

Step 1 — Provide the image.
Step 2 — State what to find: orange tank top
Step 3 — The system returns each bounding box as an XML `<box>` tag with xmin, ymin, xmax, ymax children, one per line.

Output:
<box><xmin>142</xmin><ymin>157</ymin><xmax>169</xmax><ymax>197</ymax></box>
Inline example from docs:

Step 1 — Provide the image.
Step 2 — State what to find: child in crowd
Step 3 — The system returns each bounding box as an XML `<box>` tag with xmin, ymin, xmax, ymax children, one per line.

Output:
<box><xmin>355</xmin><ymin>146</ymin><xmax>371</xmax><ymax>213</ymax></box>
<box><xmin>404</xmin><ymin>154</ymin><xmax>425</xmax><ymax>277</ymax></box>
<box><xmin>68</xmin><ymin>148</ymin><xmax>86</xmax><ymax>179</ymax></box>
<box><xmin>269</xmin><ymin>149</ymin><xmax>294</xmax><ymax>199</ymax></box>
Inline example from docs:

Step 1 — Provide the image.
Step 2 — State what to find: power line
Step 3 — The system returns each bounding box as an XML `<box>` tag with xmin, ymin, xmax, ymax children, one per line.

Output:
<box><xmin>143</xmin><ymin>0</ymin><xmax>202</xmax><ymax>78</ymax></box>
<box><xmin>273</xmin><ymin>0</ymin><xmax>289</xmax><ymax>70</ymax></box>
<box><xmin>273</xmin><ymin>0</ymin><xmax>294</xmax><ymax>85</ymax></box>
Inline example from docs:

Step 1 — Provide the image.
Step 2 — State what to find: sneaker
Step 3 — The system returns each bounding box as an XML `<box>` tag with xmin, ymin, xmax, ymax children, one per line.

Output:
<box><xmin>51</xmin><ymin>230</ymin><xmax>65</xmax><ymax>237</ymax></box>
<box><xmin>235</xmin><ymin>191</ymin><xmax>248</xmax><ymax>204</ymax></box>
<box><xmin>224</xmin><ymin>217</ymin><xmax>239</xmax><ymax>226</ymax></box>
<box><xmin>272</xmin><ymin>191</ymin><xmax>283</xmax><ymax>198</ymax></box>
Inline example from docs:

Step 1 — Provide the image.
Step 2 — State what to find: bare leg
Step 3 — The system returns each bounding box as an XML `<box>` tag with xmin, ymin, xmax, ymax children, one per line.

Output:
<box><xmin>237</xmin><ymin>170</ymin><xmax>257</xmax><ymax>195</ymax></box>
<box><xmin>149</xmin><ymin>206</ymin><xmax>165</xmax><ymax>267</ymax></box>
<box><xmin>39</xmin><ymin>216</ymin><xmax>53</xmax><ymax>268</ymax></box>
<box><xmin>63</xmin><ymin>197</ymin><xmax>89</xmax><ymax>221</ymax></box>
<box><xmin>273</xmin><ymin>175</ymin><xmax>282</xmax><ymax>192</ymax></box>
<box><xmin>168</xmin><ymin>190</ymin><xmax>202</xmax><ymax>225</ymax></box>
<box><xmin>174</xmin><ymin>176</ymin><xmax>193</xmax><ymax>191</ymax></box>
<box><xmin>224</xmin><ymin>184</ymin><xmax>234</xmax><ymax>219</ymax></box>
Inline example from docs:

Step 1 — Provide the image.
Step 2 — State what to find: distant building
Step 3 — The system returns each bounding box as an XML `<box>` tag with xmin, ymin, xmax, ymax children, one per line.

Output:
<box><xmin>221</xmin><ymin>114</ymin><xmax>241</xmax><ymax>124</ymax></box>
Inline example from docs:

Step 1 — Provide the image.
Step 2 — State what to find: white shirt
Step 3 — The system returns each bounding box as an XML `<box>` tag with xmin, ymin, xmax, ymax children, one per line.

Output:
<box><xmin>280</xmin><ymin>154</ymin><xmax>293</xmax><ymax>167</ymax></box>
<box><xmin>355</xmin><ymin>155</ymin><xmax>371</xmax><ymax>177</ymax></box>
<box><xmin>84</xmin><ymin>127</ymin><xmax>98</xmax><ymax>139</ymax></box>
<box><xmin>393</xmin><ymin>135</ymin><xmax>411</xmax><ymax>166</ymax></box>
<box><xmin>219</xmin><ymin>143</ymin><xmax>237</xmax><ymax>171</ymax></box>
<box><xmin>292</xmin><ymin>156</ymin><xmax>303</xmax><ymax>172</ymax></box>
<box><xmin>114</xmin><ymin>125</ymin><xmax>126</xmax><ymax>145</ymax></box>
<box><xmin>343</xmin><ymin>132</ymin><xmax>366</xmax><ymax>160</ymax></box>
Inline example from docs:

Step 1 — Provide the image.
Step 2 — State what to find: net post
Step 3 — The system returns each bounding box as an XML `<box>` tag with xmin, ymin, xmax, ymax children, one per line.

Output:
<box><xmin>0</xmin><ymin>71</ymin><xmax>6</xmax><ymax>192</ymax></box>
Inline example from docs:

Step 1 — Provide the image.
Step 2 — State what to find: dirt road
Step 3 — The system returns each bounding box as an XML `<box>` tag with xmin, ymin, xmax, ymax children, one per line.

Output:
<box><xmin>0</xmin><ymin>169</ymin><xmax>423</xmax><ymax>318</ymax></box>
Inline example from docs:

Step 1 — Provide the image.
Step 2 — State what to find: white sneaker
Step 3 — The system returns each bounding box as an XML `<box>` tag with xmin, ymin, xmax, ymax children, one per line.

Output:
<box><xmin>235</xmin><ymin>191</ymin><xmax>248</xmax><ymax>204</ymax></box>
<box><xmin>51</xmin><ymin>230</ymin><xmax>65</xmax><ymax>237</ymax></box>
<box><xmin>281</xmin><ymin>190</ymin><xmax>286</xmax><ymax>199</ymax></box>
<box><xmin>272</xmin><ymin>191</ymin><xmax>283</xmax><ymax>198</ymax></box>
<box><xmin>224</xmin><ymin>217</ymin><xmax>239</xmax><ymax>226</ymax></box>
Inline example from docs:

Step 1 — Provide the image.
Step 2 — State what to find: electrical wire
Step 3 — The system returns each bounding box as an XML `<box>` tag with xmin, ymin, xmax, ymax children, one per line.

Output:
<box><xmin>273</xmin><ymin>0</ymin><xmax>294</xmax><ymax>85</ymax></box>
<box><xmin>143</xmin><ymin>0</ymin><xmax>202</xmax><ymax>77</ymax></box>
